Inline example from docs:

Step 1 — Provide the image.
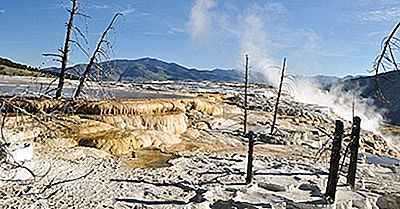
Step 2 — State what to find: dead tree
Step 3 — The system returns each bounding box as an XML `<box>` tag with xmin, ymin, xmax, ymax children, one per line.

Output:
<box><xmin>55</xmin><ymin>0</ymin><xmax>78</xmax><ymax>99</ymax></box>
<box><xmin>325</xmin><ymin>120</ymin><xmax>344</xmax><ymax>203</ymax></box>
<box><xmin>347</xmin><ymin>117</ymin><xmax>361</xmax><ymax>188</ymax></box>
<box><xmin>270</xmin><ymin>58</ymin><xmax>286</xmax><ymax>135</ymax></box>
<box><xmin>245</xmin><ymin>131</ymin><xmax>255</xmax><ymax>184</ymax></box>
<box><xmin>373</xmin><ymin>20</ymin><xmax>400</xmax><ymax>103</ymax></box>
<box><xmin>73</xmin><ymin>13</ymin><xmax>122</xmax><ymax>98</ymax></box>
<box><xmin>243</xmin><ymin>55</ymin><xmax>249</xmax><ymax>135</ymax></box>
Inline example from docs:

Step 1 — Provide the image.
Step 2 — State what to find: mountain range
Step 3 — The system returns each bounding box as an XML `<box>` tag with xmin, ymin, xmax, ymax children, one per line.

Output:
<box><xmin>45</xmin><ymin>58</ymin><xmax>243</xmax><ymax>82</ymax></box>
<box><xmin>47</xmin><ymin>57</ymin><xmax>400</xmax><ymax>124</ymax></box>
<box><xmin>2</xmin><ymin>56</ymin><xmax>335</xmax><ymax>84</ymax></box>
<box><xmin>2</xmin><ymin>56</ymin><xmax>400</xmax><ymax>125</ymax></box>
<box><xmin>45</xmin><ymin>58</ymin><xmax>278</xmax><ymax>83</ymax></box>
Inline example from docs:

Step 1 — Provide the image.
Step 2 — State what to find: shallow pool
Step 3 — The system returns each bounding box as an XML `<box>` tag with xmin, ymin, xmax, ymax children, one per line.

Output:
<box><xmin>0</xmin><ymin>85</ymin><xmax>191</xmax><ymax>99</ymax></box>
<box><xmin>359</xmin><ymin>153</ymin><xmax>400</xmax><ymax>165</ymax></box>
<box><xmin>122</xmin><ymin>150</ymin><xmax>177</xmax><ymax>169</ymax></box>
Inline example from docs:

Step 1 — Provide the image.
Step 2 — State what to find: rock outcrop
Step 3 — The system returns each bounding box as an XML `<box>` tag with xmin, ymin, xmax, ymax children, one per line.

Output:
<box><xmin>2</xmin><ymin>82</ymin><xmax>399</xmax><ymax>158</ymax></box>
<box><xmin>85</xmin><ymin>113</ymin><xmax>188</xmax><ymax>135</ymax></box>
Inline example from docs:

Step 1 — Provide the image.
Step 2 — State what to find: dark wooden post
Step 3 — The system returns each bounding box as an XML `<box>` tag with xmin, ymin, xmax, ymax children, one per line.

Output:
<box><xmin>347</xmin><ymin>116</ymin><xmax>361</xmax><ymax>188</ymax></box>
<box><xmin>244</xmin><ymin>55</ymin><xmax>249</xmax><ymax>135</ymax></box>
<box><xmin>325</xmin><ymin>120</ymin><xmax>344</xmax><ymax>203</ymax></box>
<box><xmin>245</xmin><ymin>131</ymin><xmax>255</xmax><ymax>184</ymax></box>
<box><xmin>270</xmin><ymin>58</ymin><xmax>286</xmax><ymax>135</ymax></box>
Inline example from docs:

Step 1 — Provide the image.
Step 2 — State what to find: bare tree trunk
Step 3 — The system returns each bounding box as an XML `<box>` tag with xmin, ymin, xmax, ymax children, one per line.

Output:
<box><xmin>243</xmin><ymin>55</ymin><xmax>249</xmax><ymax>135</ymax></box>
<box><xmin>55</xmin><ymin>0</ymin><xmax>78</xmax><ymax>99</ymax></box>
<box><xmin>347</xmin><ymin>117</ymin><xmax>361</xmax><ymax>188</ymax></box>
<box><xmin>245</xmin><ymin>131</ymin><xmax>255</xmax><ymax>184</ymax></box>
<box><xmin>325</xmin><ymin>120</ymin><xmax>344</xmax><ymax>203</ymax></box>
<box><xmin>351</xmin><ymin>92</ymin><xmax>355</xmax><ymax>119</ymax></box>
<box><xmin>270</xmin><ymin>58</ymin><xmax>286</xmax><ymax>135</ymax></box>
<box><xmin>74</xmin><ymin>13</ymin><xmax>122</xmax><ymax>98</ymax></box>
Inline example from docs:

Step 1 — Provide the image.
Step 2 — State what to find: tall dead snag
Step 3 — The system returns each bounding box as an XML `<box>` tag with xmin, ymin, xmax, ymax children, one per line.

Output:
<box><xmin>74</xmin><ymin>13</ymin><xmax>122</xmax><ymax>98</ymax></box>
<box><xmin>243</xmin><ymin>55</ymin><xmax>249</xmax><ymax>135</ymax></box>
<box><xmin>270</xmin><ymin>58</ymin><xmax>286</xmax><ymax>135</ymax></box>
<box><xmin>325</xmin><ymin>120</ymin><xmax>344</xmax><ymax>203</ymax></box>
<box><xmin>55</xmin><ymin>0</ymin><xmax>78</xmax><ymax>99</ymax></box>
<box><xmin>347</xmin><ymin>117</ymin><xmax>361</xmax><ymax>188</ymax></box>
<box><xmin>373</xmin><ymin>20</ymin><xmax>400</xmax><ymax>103</ymax></box>
<box><xmin>245</xmin><ymin>131</ymin><xmax>255</xmax><ymax>184</ymax></box>
<box><xmin>351</xmin><ymin>92</ymin><xmax>355</xmax><ymax>119</ymax></box>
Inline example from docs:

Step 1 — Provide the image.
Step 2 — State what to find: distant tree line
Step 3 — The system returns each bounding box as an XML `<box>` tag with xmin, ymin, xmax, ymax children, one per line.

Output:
<box><xmin>0</xmin><ymin>57</ymin><xmax>39</xmax><ymax>71</ymax></box>
<box><xmin>0</xmin><ymin>57</ymin><xmax>79</xmax><ymax>79</ymax></box>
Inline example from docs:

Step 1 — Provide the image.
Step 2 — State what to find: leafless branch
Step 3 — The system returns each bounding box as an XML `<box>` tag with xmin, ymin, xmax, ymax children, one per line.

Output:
<box><xmin>373</xmin><ymin>21</ymin><xmax>400</xmax><ymax>103</ymax></box>
<box><xmin>37</xmin><ymin>168</ymin><xmax>94</xmax><ymax>195</ymax></box>
<box><xmin>42</xmin><ymin>53</ymin><xmax>63</xmax><ymax>58</ymax></box>
<box><xmin>74</xmin><ymin>13</ymin><xmax>122</xmax><ymax>98</ymax></box>
<box><xmin>70</xmin><ymin>40</ymin><xmax>90</xmax><ymax>58</ymax></box>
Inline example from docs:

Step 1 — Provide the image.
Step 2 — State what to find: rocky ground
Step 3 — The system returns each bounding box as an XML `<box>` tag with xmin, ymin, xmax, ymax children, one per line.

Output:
<box><xmin>1</xmin><ymin>147</ymin><xmax>399</xmax><ymax>208</ymax></box>
<box><xmin>0</xmin><ymin>79</ymin><xmax>400</xmax><ymax>208</ymax></box>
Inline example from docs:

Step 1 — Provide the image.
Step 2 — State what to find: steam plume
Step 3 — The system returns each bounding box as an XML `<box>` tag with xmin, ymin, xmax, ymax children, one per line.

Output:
<box><xmin>238</xmin><ymin>6</ymin><xmax>280</xmax><ymax>86</ymax></box>
<box><xmin>187</xmin><ymin>0</ymin><xmax>216</xmax><ymax>45</ymax></box>
<box><xmin>293</xmin><ymin>78</ymin><xmax>384</xmax><ymax>133</ymax></box>
<box><xmin>187</xmin><ymin>1</ymin><xmax>391</xmax><ymax>140</ymax></box>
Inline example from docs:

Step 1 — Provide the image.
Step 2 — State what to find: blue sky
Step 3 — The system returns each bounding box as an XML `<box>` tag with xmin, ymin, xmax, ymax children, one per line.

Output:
<box><xmin>0</xmin><ymin>0</ymin><xmax>399</xmax><ymax>76</ymax></box>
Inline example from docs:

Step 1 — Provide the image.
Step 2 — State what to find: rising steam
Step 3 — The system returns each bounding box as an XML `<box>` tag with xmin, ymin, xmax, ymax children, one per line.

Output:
<box><xmin>238</xmin><ymin>6</ymin><xmax>280</xmax><ymax>86</ymax></box>
<box><xmin>187</xmin><ymin>0</ymin><xmax>216</xmax><ymax>45</ymax></box>
<box><xmin>186</xmin><ymin>1</ymin><xmax>389</xmax><ymax>137</ymax></box>
<box><xmin>292</xmin><ymin>78</ymin><xmax>384</xmax><ymax>133</ymax></box>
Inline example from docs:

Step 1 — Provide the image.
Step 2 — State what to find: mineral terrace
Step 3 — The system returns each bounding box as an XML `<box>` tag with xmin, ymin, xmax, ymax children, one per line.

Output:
<box><xmin>0</xmin><ymin>80</ymin><xmax>399</xmax><ymax>209</ymax></box>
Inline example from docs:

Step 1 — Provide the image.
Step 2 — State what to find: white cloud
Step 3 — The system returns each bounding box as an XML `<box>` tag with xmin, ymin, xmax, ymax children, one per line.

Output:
<box><xmin>357</xmin><ymin>7</ymin><xmax>400</xmax><ymax>22</ymax></box>
<box><xmin>144</xmin><ymin>32</ymin><xmax>168</xmax><ymax>36</ymax></box>
<box><xmin>169</xmin><ymin>27</ymin><xmax>185</xmax><ymax>34</ymax></box>
<box><xmin>89</xmin><ymin>4</ymin><xmax>111</xmax><ymax>10</ymax></box>
<box><xmin>289</xmin><ymin>29</ymin><xmax>324</xmax><ymax>75</ymax></box>
<box><xmin>265</xmin><ymin>2</ymin><xmax>287</xmax><ymax>15</ymax></box>
<box><xmin>356</xmin><ymin>0</ymin><xmax>399</xmax><ymax>6</ymax></box>
<box><xmin>366</xmin><ymin>31</ymin><xmax>383</xmax><ymax>37</ymax></box>
<box><xmin>119</xmin><ymin>8</ymin><xmax>135</xmax><ymax>15</ymax></box>
<box><xmin>187</xmin><ymin>0</ymin><xmax>216</xmax><ymax>45</ymax></box>
<box><xmin>0</xmin><ymin>9</ymin><xmax>5</xmax><ymax>14</ymax></box>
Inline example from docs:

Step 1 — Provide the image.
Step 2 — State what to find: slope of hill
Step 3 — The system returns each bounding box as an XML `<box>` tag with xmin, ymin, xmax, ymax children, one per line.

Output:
<box><xmin>59</xmin><ymin>58</ymin><xmax>243</xmax><ymax>82</ymax></box>
<box><xmin>341</xmin><ymin>71</ymin><xmax>400</xmax><ymax>125</ymax></box>
<box><xmin>0</xmin><ymin>65</ymin><xmax>45</xmax><ymax>77</ymax></box>
<box><xmin>293</xmin><ymin>74</ymin><xmax>357</xmax><ymax>90</ymax></box>
<box><xmin>5</xmin><ymin>55</ymin><xmax>400</xmax><ymax>125</ymax></box>
<box><xmin>47</xmin><ymin>57</ymin><xmax>357</xmax><ymax>85</ymax></box>
<box><xmin>0</xmin><ymin>57</ymin><xmax>57</xmax><ymax>77</ymax></box>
